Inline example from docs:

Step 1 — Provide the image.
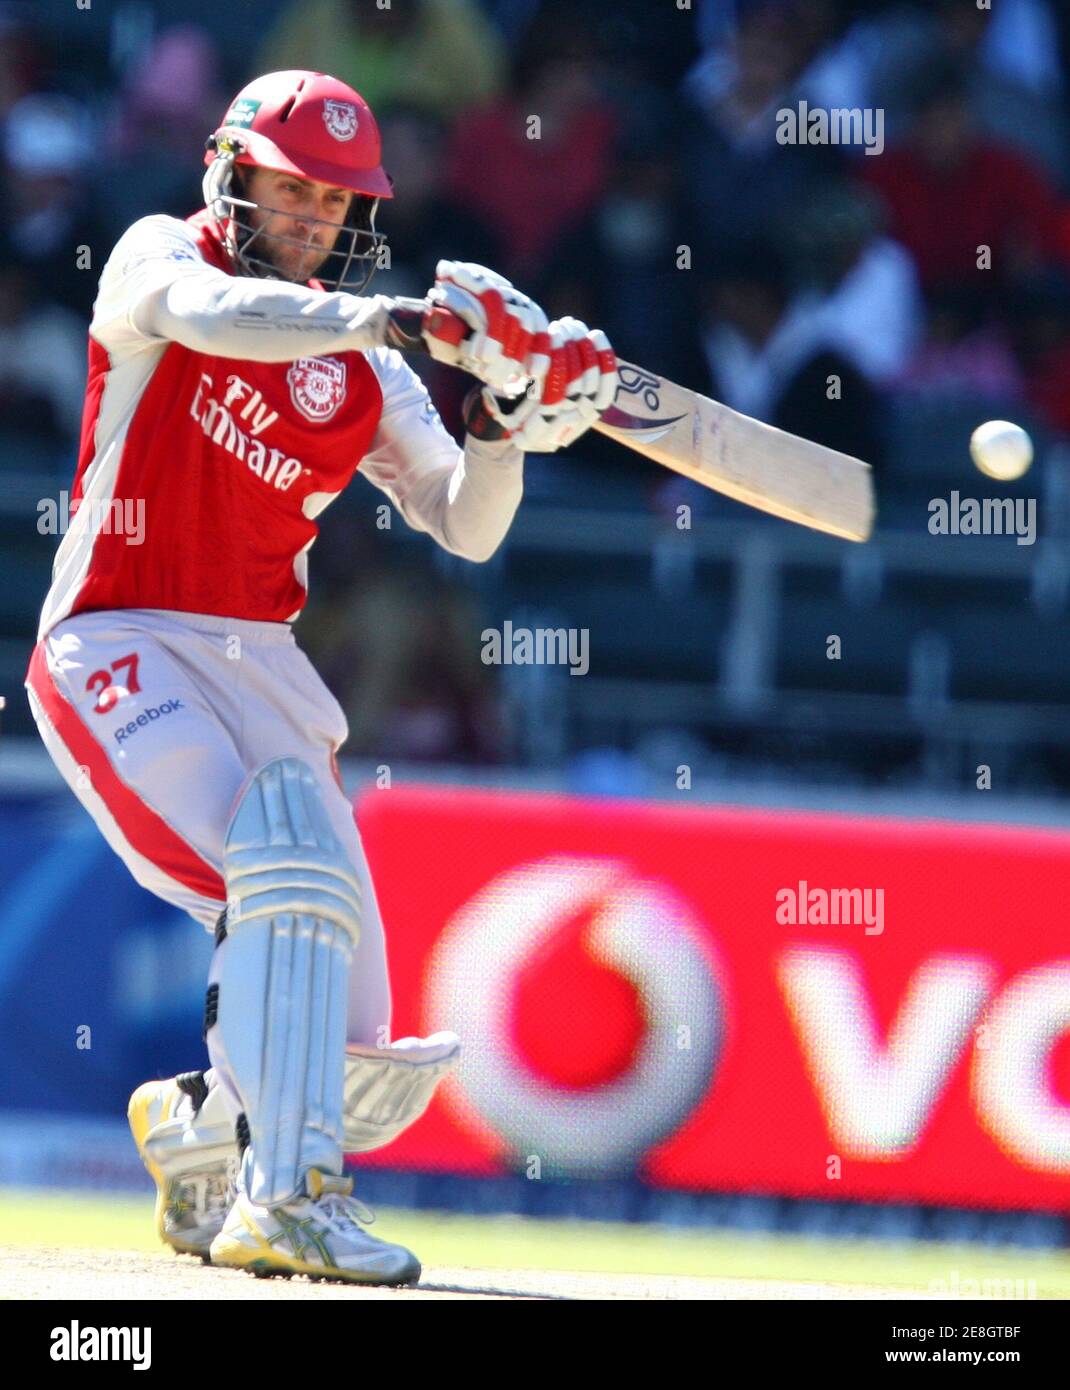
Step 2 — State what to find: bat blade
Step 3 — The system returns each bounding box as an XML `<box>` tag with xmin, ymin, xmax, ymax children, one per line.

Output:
<box><xmin>596</xmin><ymin>362</ymin><xmax>875</xmax><ymax>542</ymax></box>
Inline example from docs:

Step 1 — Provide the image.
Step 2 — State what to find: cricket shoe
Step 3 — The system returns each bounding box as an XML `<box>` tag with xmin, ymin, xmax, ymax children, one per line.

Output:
<box><xmin>209</xmin><ymin>1169</ymin><xmax>421</xmax><ymax>1286</ymax></box>
<box><xmin>127</xmin><ymin>1070</ymin><xmax>237</xmax><ymax>1259</ymax></box>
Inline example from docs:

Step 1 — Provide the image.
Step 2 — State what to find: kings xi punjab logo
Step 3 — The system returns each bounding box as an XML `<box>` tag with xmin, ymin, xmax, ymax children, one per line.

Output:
<box><xmin>287</xmin><ymin>357</ymin><xmax>347</xmax><ymax>423</ymax></box>
<box><xmin>424</xmin><ymin>856</ymin><xmax>724</xmax><ymax>1178</ymax></box>
<box><xmin>322</xmin><ymin>99</ymin><xmax>359</xmax><ymax>142</ymax></box>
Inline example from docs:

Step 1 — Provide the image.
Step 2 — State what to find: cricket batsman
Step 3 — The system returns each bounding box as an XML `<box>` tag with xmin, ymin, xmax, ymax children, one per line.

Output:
<box><xmin>24</xmin><ymin>70</ymin><xmax>617</xmax><ymax>1285</ymax></box>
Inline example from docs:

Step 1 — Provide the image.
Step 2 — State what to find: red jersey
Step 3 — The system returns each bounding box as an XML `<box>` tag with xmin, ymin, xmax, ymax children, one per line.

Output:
<box><xmin>38</xmin><ymin>211</ymin><xmax>523</xmax><ymax>638</ymax></box>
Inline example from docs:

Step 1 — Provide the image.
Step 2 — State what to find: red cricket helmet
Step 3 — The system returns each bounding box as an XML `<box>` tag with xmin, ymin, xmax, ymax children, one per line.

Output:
<box><xmin>203</xmin><ymin>70</ymin><xmax>393</xmax><ymax>293</ymax></box>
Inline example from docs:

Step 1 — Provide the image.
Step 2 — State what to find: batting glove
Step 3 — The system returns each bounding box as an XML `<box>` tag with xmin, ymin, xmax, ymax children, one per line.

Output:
<box><xmin>424</xmin><ymin>260</ymin><xmax>551</xmax><ymax>396</ymax></box>
<box><xmin>464</xmin><ymin>317</ymin><xmax>618</xmax><ymax>453</ymax></box>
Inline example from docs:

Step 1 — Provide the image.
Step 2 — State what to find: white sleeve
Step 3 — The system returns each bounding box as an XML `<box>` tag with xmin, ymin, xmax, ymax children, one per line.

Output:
<box><xmin>360</xmin><ymin>348</ymin><xmax>524</xmax><ymax>563</ymax></box>
<box><xmin>90</xmin><ymin>214</ymin><xmax>397</xmax><ymax>363</ymax></box>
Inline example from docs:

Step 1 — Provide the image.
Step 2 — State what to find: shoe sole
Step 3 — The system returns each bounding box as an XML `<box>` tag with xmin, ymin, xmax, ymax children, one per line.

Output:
<box><xmin>127</xmin><ymin>1080</ymin><xmax>213</xmax><ymax>1260</ymax></box>
<box><xmin>210</xmin><ymin>1241</ymin><xmax>421</xmax><ymax>1287</ymax></box>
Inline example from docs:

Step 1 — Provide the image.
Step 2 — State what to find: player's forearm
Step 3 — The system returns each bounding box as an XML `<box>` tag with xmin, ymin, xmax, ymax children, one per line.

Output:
<box><xmin>133</xmin><ymin>269</ymin><xmax>400</xmax><ymax>362</ymax></box>
<box><xmin>396</xmin><ymin>436</ymin><xmax>524</xmax><ymax>563</ymax></box>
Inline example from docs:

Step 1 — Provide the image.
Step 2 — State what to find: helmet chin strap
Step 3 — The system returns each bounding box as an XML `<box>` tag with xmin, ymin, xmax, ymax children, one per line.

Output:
<box><xmin>202</xmin><ymin>146</ymin><xmax>285</xmax><ymax>281</ymax></box>
<box><xmin>203</xmin><ymin>147</ymin><xmax>256</xmax><ymax>275</ymax></box>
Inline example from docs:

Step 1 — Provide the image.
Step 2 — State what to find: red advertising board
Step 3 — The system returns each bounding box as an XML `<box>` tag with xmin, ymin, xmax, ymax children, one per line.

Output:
<box><xmin>354</xmin><ymin>787</ymin><xmax>1070</xmax><ymax>1211</ymax></box>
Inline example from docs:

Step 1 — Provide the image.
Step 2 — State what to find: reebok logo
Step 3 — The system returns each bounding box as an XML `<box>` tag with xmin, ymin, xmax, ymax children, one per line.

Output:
<box><xmin>114</xmin><ymin>698</ymin><xmax>184</xmax><ymax>744</ymax></box>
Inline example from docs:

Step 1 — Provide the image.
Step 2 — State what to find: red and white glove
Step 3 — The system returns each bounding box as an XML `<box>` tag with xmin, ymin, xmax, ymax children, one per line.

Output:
<box><xmin>463</xmin><ymin>316</ymin><xmax>618</xmax><ymax>453</ymax></box>
<box><xmin>423</xmin><ymin>260</ymin><xmax>551</xmax><ymax>395</ymax></box>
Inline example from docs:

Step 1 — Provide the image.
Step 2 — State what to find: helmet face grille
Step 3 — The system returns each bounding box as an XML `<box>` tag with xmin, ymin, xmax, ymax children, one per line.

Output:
<box><xmin>203</xmin><ymin>151</ymin><xmax>387</xmax><ymax>295</ymax></box>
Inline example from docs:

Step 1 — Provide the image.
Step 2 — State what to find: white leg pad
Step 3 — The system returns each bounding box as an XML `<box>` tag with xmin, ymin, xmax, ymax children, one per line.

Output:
<box><xmin>217</xmin><ymin>757</ymin><xmax>361</xmax><ymax>1207</ymax></box>
<box><xmin>342</xmin><ymin>1032</ymin><xmax>461</xmax><ymax>1152</ymax></box>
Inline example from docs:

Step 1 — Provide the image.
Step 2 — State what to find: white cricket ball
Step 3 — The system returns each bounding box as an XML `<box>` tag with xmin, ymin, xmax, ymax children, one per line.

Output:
<box><xmin>969</xmin><ymin>420</ymin><xmax>1033</xmax><ymax>482</ymax></box>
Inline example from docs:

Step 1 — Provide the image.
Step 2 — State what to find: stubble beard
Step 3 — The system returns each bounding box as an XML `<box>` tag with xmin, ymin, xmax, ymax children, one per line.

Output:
<box><xmin>250</xmin><ymin>225</ymin><xmax>332</xmax><ymax>284</ymax></box>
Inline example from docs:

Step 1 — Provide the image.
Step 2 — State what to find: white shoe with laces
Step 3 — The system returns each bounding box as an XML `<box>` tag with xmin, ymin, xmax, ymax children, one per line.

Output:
<box><xmin>127</xmin><ymin>1071</ymin><xmax>237</xmax><ymax>1259</ymax></box>
<box><xmin>208</xmin><ymin>1168</ymin><xmax>421</xmax><ymax>1286</ymax></box>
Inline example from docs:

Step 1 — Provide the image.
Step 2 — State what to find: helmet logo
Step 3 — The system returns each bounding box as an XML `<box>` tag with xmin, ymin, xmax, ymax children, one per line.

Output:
<box><xmin>287</xmin><ymin>357</ymin><xmax>348</xmax><ymax>422</ymax></box>
<box><xmin>322</xmin><ymin>99</ymin><xmax>359</xmax><ymax>142</ymax></box>
<box><xmin>225</xmin><ymin>98</ymin><xmax>261</xmax><ymax>129</ymax></box>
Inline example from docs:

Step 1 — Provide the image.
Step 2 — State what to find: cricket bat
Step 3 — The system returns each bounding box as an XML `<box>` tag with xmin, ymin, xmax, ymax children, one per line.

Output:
<box><xmin>395</xmin><ymin>304</ymin><xmax>876</xmax><ymax>542</ymax></box>
<box><xmin>596</xmin><ymin>362</ymin><xmax>875</xmax><ymax>542</ymax></box>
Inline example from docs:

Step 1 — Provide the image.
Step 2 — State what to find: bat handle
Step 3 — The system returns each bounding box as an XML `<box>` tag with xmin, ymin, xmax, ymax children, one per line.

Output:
<box><xmin>426</xmin><ymin>306</ymin><xmax>468</xmax><ymax>346</ymax></box>
<box><xmin>385</xmin><ymin>300</ymin><xmax>469</xmax><ymax>353</ymax></box>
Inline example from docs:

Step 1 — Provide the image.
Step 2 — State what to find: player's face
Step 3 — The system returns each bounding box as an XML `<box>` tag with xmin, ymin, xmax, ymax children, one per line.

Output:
<box><xmin>243</xmin><ymin>168</ymin><xmax>355</xmax><ymax>283</ymax></box>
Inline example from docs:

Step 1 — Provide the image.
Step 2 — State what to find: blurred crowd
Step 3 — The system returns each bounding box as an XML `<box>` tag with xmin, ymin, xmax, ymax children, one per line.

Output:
<box><xmin>5</xmin><ymin>0</ymin><xmax>1070</xmax><ymax>763</ymax></box>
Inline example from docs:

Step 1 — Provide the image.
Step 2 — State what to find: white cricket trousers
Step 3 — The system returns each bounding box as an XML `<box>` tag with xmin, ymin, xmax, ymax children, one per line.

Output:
<box><xmin>25</xmin><ymin>608</ymin><xmax>392</xmax><ymax>1065</ymax></box>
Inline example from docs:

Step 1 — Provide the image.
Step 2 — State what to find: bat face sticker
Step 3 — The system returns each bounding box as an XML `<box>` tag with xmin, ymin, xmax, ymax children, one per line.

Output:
<box><xmin>601</xmin><ymin>364</ymin><xmax>686</xmax><ymax>441</ymax></box>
